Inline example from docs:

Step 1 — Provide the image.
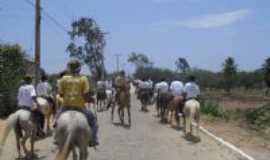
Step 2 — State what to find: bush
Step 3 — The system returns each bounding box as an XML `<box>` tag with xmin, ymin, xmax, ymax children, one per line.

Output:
<box><xmin>245</xmin><ymin>103</ymin><xmax>270</xmax><ymax>129</ymax></box>
<box><xmin>201</xmin><ymin>100</ymin><xmax>236</xmax><ymax>121</ymax></box>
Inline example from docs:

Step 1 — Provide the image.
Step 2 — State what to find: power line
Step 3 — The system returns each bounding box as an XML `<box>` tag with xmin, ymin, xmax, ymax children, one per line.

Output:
<box><xmin>23</xmin><ymin>0</ymin><xmax>68</xmax><ymax>33</ymax></box>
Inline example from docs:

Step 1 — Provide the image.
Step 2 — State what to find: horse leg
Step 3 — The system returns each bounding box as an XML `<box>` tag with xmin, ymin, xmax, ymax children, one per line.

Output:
<box><xmin>14</xmin><ymin>130</ymin><xmax>22</xmax><ymax>158</ymax></box>
<box><xmin>128</xmin><ymin>106</ymin><xmax>131</xmax><ymax>126</ymax></box>
<box><xmin>21</xmin><ymin>133</ymin><xmax>29</xmax><ymax>157</ymax></box>
<box><xmin>79</xmin><ymin>146</ymin><xmax>88</xmax><ymax>160</ymax></box>
<box><xmin>161</xmin><ymin>104</ymin><xmax>165</xmax><ymax>122</ymax></box>
<box><xmin>183</xmin><ymin>116</ymin><xmax>187</xmax><ymax>135</ymax></box>
<box><xmin>46</xmin><ymin>114</ymin><xmax>51</xmax><ymax>134</ymax></box>
<box><xmin>175</xmin><ymin>107</ymin><xmax>180</xmax><ymax>128</ymax></box>
<box><xmin>121</xmin><ymin>108</ymin><xmax>124</xmax><ymax>125</ymax></box>
<box><xmin>30</xmin><ymin>132</ymin><xmax>35</xmax><ymax>158</ymax></box>
<box><xmin>195</xmin><ymin>111</ymin><xmax>200</xmax><ymax>138</ymax></box>
<box><xmin>118</xmin><ymin>107</ymin><xmax>122</xmax><ymax>124</ymax></box>
<box><xmin>190</xmin><ymin>116</ymin><xmax>193</xmax><ymax>136</ymax></box>
<box><xmin>72</xmin><ymin>148</ymin><xmax>78</xmax><ymax>160</ymax></box>
<box><xmin>111</xmin><ymin>103</ymin><xmax>114</xmax><ymax>123</ymax></box>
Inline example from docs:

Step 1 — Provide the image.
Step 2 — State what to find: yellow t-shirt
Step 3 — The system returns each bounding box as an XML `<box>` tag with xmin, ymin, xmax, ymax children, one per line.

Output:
<box><xmin>58</xmin><ymin>75</ymin><xmax>90</xmax><ymax>109</ymax></box>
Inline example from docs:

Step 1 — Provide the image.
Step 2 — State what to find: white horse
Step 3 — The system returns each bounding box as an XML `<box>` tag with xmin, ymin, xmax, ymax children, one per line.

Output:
<box><xmin>36</xmin><ymin>97</ymin><xmax>56</xmax><ymax>134</ymax></box>
<box><xmin>0</xmin><ymin>109</ymin><xmax>37</xmax><ymax>159</ymax></box>
<box><xmin>183</xmin><ymin>99</ymin><xmax>200</xmax><ymax>138</ymax></box>
<box><xmin>54</xmin><ymin>111</ymin><xmax>91</xmax><ymax>160</ymax></box>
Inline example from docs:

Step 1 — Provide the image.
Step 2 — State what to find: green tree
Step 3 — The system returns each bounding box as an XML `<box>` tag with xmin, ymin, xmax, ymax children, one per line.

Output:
<box><xmin>222</xmin><ymin>57</ymin><xmax>237</xmax><ymax>93</ymax></box>
<box><xmin>262</xmin><ymin>58</ymin><xmax>270</xmax><ymax>95</ymax></box>
<box><xmin>128</xmin><ymin>52</ymin><xmax>153</xmax><ymax>69</ymax></box>
<box><xmin>67</xmin><ymin>17</ymin><xmax>106</xmax><ymax>81</ymax></box>
<box><xmin>0</xmin><ymin>44</ymin><xmax>27</xmax><ymax>117</ymax></box>
<box><xmin>175</xmin><ymin>57</ymin><xmax>190</xmax><ymax>73</ymax></box>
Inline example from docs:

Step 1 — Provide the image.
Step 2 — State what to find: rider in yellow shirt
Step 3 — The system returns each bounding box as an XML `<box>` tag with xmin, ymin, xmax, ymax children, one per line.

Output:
<box><xmin>58</xmin><ymin>59</ymin><xmax>98</xmax><ymax>147</ymax></box>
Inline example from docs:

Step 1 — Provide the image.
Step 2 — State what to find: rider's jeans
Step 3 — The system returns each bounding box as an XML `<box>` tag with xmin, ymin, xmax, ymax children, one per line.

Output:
<box><xmin>83</xmin><ymin>109</ymin><xmax>98</xmax><ymax>144</ymax></box>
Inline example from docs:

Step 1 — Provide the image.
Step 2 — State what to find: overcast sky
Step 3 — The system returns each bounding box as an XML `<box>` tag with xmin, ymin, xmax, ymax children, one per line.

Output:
<box><xmin>1</xmin><ymin>0</ymin><xmax>270</xmax><ymax>74</ymax></box>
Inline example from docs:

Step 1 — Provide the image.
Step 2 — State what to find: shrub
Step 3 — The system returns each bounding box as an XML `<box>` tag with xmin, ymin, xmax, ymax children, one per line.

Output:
<box><xmin>201</xmin><ymin>100</ymin><xmax>236</xmax><ymax>121</ymax></box>
<box><xmin>245</xmin><ymin>103</ymin><xmax>270</xmax><ymax>129</ymax></box>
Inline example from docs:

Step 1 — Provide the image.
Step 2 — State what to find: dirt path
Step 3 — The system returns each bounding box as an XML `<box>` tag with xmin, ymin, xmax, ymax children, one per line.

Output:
<box><xmin>0</xmin><ymin>90</ymin><xmax>244</xmax><ymax>160</ymax></box>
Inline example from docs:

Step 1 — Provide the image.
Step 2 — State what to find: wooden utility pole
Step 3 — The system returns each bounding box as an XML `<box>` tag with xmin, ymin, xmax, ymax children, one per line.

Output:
<box><xmin>34</xmin><ymin>0</ymin><xmax>41</xmax><ymax>85</ymax></box>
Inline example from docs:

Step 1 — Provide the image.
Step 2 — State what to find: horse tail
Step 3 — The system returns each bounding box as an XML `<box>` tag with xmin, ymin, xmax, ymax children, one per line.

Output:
<box><xmin>0</xmin><ymin>111</ymin><xmax>20</xmax><ymax>155</ymax></box>
<box><xmin>55</xmin><ymin>125</ymin><xmax>74</xmax><ymax>160</ymax></box>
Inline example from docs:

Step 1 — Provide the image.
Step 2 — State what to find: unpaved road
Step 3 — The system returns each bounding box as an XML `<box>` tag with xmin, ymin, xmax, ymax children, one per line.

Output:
<box><xmin>0</xmin><ymin>89</ymin><xmax>244</xmax><ymax>160</ymax></box>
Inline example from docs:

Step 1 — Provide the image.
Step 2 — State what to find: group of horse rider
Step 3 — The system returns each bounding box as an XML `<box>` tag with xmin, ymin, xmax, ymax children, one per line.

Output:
<box><xmin>135</xmin><ymin>75</ymin><xmax>200</xmax><ymax>120</ymax></box>
<box><xmin>17</xmin><ymin>74</ymin><xmax>53</xmax><ymax>137</ymax></box>
<box><xmin>15</xmin><ymin>58</ymin><xmax>131</xmax><ymax>150</ymax></box>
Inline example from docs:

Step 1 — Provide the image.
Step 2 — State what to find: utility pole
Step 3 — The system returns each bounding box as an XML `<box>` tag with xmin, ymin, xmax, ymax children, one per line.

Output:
<box><xmin>114</xmin><ymin>54</ymin><xmax>121</xmax><ymax>73</ymax></box>
<box><xmin>34</xmin><ymin>0</ymin><xmax>41</xmax><ymax>85</ymax></box>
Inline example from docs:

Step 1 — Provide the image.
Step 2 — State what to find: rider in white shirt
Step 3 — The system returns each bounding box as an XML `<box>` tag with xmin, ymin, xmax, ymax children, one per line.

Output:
<box><xmin>17</xmin><ymin>76</ymin><xmax>45</xmax><ymax>136</ymax></box>
<box><xmin>18</xmin><ymin>77</ymin><xmax>37</xmax><ymax>109</ymax></box>
<box><xmin>184</xmin><ymin>75</ymin><xmax>200</xmax><ymax>100</ymax></box>
<box><xmin>37</xmin><ymin>75</ymin><xmax>55</xmax><ymax>110</ymax></box>
<box><xmin>157</xmin><ymin>80</ymin><xmax>169</xmax><ymax>94</ymax></box>
<box><xmin>138</xmin><ymin>79</ymin><xmax>149</xmax><ymax>89</ymax></box>
<box><xmin>37</xmin><ymin>75</ymin><xmax>52</xmax><ymax>97</ymax></box>
<box><xmin>170</xmin><ymin>80</ymin><xmax>184</xmax><ymax>97</ymax></box>
<box><xmin>97</xmin><ymin>80</ymin><xmax>106</xmax><ymax>91</ymax></box>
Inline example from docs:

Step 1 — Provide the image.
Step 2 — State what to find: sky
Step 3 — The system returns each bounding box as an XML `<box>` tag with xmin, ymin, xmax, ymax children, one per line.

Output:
<box><xmin>1</xmin><ymin>0</ymin><xmax>270</xmax><ymax>74</ymax></box>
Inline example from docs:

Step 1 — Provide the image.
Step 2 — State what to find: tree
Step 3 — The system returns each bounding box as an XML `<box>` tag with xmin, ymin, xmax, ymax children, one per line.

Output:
<box><xmin>128</xmin><ymin>52</ymin><xmax>153</xmax><ymax>69</ymax></box>
<box><xmin>262</xmin><ymin>58</ymin><xmax>270</xmax><ymax>95</ymax></box>
<box><xmin>175</xmin><ymin>57</ymin><xmax>190</xmax><ymax>73</ymax></box>
<box><xmin>222</xmin><ymin>57</ymin><xmax>237</xmax><ymax>93</ymax></box>
<box><xmin>67</xmin><ymin>17</ymin><xmax>106</xmax><ymax>81</ymax></box>
<box><xmin>0</xmin><ymin>44</ymin><xmax>27</xmax><ymax>117</ymax></box>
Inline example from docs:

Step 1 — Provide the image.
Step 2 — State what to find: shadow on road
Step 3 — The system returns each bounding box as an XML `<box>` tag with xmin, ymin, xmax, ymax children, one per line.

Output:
<box><xmin>183</xmin><ymin>134</ymin><xmax>201</xmax><ymax>144</ymax></box>
<box><xmin>15</xmin><ymin>155</ymin><xmax>46</xmax><ymax>160</ymax></box>
<box><xmin>112</xmin><ymin>122</ymin><xmax>131</xmax><ymax>129</ymax></box>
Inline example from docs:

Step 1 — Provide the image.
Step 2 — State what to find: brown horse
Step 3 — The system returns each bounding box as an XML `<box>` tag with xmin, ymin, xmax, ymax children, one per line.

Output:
<box><xmin>111</xmin><ymin>83</ymin><xmax>131</xmax><ymax>126</ymax></box>
<box><xmin>167</xmin><ymin>96</ymin><xmax>185</xmax><ymax>128</ymax></box>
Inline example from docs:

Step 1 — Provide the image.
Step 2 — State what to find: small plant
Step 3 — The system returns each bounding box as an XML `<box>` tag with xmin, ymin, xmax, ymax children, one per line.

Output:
<box><xmin>245</xmin><ymin>103</ymin><xmax>270</xmax><ymax>129</ymax></box>
<box><xmin>201</xmin><ymin>100</ymin><xmax>240</xmax><ymax>121</ymax></box>
<box><xmin>201</xmin><ymin>101</ymin><xmax>223</xmax><ymax>117</ymax></box>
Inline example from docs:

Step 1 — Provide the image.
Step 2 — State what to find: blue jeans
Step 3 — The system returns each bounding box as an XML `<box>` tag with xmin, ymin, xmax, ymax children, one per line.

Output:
<box><xmin>83</xmin><ymin>109</ymin><xmax>98</xmax><ymax>144</ymax></box>
<box><xmin>57</xmin><ymin>107</ymin><xmax>98</xmax><ymax>144</ymax></box>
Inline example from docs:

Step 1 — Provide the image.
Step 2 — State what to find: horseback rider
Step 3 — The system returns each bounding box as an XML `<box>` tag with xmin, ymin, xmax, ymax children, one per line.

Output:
<box><xmin>114</xmin><ymin>71</ymin><xmax>130</xmax><ymax>104</ymax></box>
<box><xmin>17</xmin><ymin>75</ymin><xmax>45</xmax><ymax>137</ymax></box>
<box><xmin>96</xmin><ymin>79</ymin><xmax>107</xmax><ymax>99</ymax></box>
<box><xmin>138</xmin><ymin>78</ymin><xmax>152</xmax><ymax>111</ymax></box>
<box><xmin>184</xmin><ymin>75</ymin><xmax>200</xmax><ymax>101</ymax></box>
<box><xmin>170</xmin><ymin>79</ymin><xmax>184</xmax><ymax>97</ymax></box>
<box><xmin>57</xmin><ymin>58</ymin><xmax>99</xmax><ymax>147</ymax></box>
<box><xmin>36</xmin><ymin>75</ymin><xmax>55</xmax><ymax>113</ymax></box>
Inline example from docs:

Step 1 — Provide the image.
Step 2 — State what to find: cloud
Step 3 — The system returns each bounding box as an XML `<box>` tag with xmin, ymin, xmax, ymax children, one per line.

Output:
<box><xmin>180</xmin><ymin>8</ymin><xmax>252</xmax><ymax>29</ymax></box>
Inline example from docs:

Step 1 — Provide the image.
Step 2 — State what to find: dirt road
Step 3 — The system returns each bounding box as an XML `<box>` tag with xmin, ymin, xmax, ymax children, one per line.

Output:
<box><xmin>0</xmin><ymin>89</ymin><xmax>244</xmax><ymax>160</ymax></box>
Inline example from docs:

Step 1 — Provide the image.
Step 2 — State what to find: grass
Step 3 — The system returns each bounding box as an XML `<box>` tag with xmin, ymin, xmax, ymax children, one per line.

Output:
<box><xmin>201</xmin><ymin>99</ymin><xmax>270</xmax><ymax>130</ymax></box>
